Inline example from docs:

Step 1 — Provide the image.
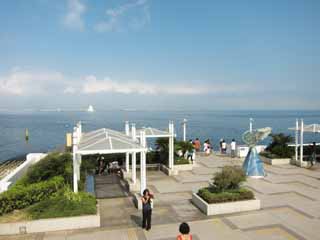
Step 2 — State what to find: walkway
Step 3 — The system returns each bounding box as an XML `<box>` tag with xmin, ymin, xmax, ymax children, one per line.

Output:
<box><xmin>2</xmin><ymin>154</ymin><xmax>320</xmax><ymax>240</ymax></box>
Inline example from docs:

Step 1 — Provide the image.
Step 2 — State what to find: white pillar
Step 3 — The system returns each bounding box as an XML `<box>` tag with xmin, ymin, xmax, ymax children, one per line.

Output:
<box><xmin>300</xmin><ymin>119</ymin><xmax>304</xmax><ymax>165</ymax></box>
<box><xmin>132</xmin><ymin>152</ymin><xmax>136</xmax><ymax>184</ymax></box>
<box><xmin>125</xmin><ymin>152</ymin><xmax>130</xmax><ymax>172</ymax></box>
<box><xmin>249</xmin><ymin>118</ymin><xmax>253</xmax><ymax>133</ymax></box>
<box><xmin>72</xmin><ymin>127</ymin><xmax>79</xmax><ymax>193</ymax></box>
<box><xmin>182</xmin><ymin>119</ymin><xmax>187</xmax><ymax>142</ymax></box>
<box><xmin>132</xmin><ymin>123</ymin><xmax>136</xmax><ymax>141</ymax></box>
<box><xmin>125</xmin><ymin>121</ymin><xmax>130</xmax><ymax>136</ymax></box>
<box><xmin>140</xmin><ymin>130</ymin><xmax>146</xmax><ymax>195</ymax></box>
<box><xmin>76</xmin><ymin>154</ymin><xmax>81</xmax><ymax>181</ymax></box>
<box><xmin>295</xmin><ymin>119</ymin><xmax>298</xmax><ymax>163</ymax></box>
<box><xmin>168</xmin><ymin>121</ymin><xmax>174</xmax><ymax>169</ymax></box>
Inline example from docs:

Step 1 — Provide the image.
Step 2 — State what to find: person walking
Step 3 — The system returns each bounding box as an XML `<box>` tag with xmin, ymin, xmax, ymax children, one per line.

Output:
<box><xmin>231</xmin><ymin>139</ymin><xmax>236</xmax><ymax>158</ymax></box>
<box><xmin>141</xmin><ymin>189</ymin><xmax>153</xmax><ymax>231</ymax></box>
<box><xmin>194</xmin><ymin>138</ymin><xmax>201</xmax><ymax>152</ymax></box>
<box><xmin>219</xmin><ymin>138</ymin><xmax>223</xmax><ymax>153</ymax></box>
<box><xmin>222</xmin><ymin>139</ymin><xmax>227</xmax><ymax>154</ymax></box>
<box><xmin>187</xmin><ymin>139</ymin><xmax>194</xmax><ymax>162</ymax></box>
<box><xmin>177</xmin><ymin>222</ymin><xmax>192</xmax><ymax>240</ymax></box>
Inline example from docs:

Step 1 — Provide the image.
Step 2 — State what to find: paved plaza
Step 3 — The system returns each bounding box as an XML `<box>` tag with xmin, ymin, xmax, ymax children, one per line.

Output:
<box><xmin>1</xmin><ymin>154</ymin><xmax>320</xmax><ymax>240</ymax></box>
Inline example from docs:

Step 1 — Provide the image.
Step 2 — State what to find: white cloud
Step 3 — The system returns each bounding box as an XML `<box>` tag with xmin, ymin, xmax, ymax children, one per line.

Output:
<box><xmin>80</xmin><ymin>75</ymin><xmax>239</xmax><ymax>95</ymax></box>
<box><xmin>0</xmin><ymin>69</ymin><xmax>248</xmax><ymax>97</ymax></box>
<box><xmin>63</xmin><ymin>0</ymin><xmax>86</xmax><ymax>31</ymax></box>
<box><xmin>94</xmin><ymin>0</ymin><xmax>150</xmax><ymax>32</ymax></box>
<box><xmin>0</xmin><ymin>69</ymin><xmax>66</xmax><ymax>95</ymax></box>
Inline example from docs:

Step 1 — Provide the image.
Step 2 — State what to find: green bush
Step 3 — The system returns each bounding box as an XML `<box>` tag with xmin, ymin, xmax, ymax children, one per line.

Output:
<box><xmin>17</xmin><ymin>153</ymin><xmax>72</xmax><ymax>186</ymax></box>
<box><xmin>264</xmin><ymin>133</ymin><xmax>294</xmax><ymax>158</ymax></box>
<box><xmin>27</xmin><ymin>188</ymin><xmax>96</xmax><ymax>219</ymax></box>
<box><xmin>175</xmin><ymin>141</ymin><xmax>194</xmax><ymax>156</ymax></box>
<box><xmin>212</xmin><ymin>166</ymin><xmax>246</xmax><ymax>191</ymax></box>
<box><xmin>0</xmin><ymin>176</ymin><xmax>64</xmax><ymax>215</ymax></box>
<box><xmin>198</xmin><ymin>187</ymin><xmax>254</xmax><ymax>204</ymax></box>
<box><xmin>174</xmin><ymin>157</ymin><xmax>190</xmax><ymax>165</ymax></box>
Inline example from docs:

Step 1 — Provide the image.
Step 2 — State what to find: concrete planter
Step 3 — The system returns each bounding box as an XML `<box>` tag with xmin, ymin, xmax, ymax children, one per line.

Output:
<box><xmin>160</xmin><ymin>164</ymin><xmax>178</xmax><ymax>176</ymax></box>
<box><xmin>192</xmin><ymin>193</ymin><xmax>260</xmax><ymax>216</ymax></box>
<box><xmin>261</xmin><ymin>156</ymin><xmax>291</xmax><ymax>165</ymax></box>
<box><xmin>0</xmin><ymin>206</ymin><xmax>100</xmax><ymax>235</ymax></box>
<box><xmin>174</xmin><ymin>163</ymin><xmax>193</xmax><ymax>171</ymax></box>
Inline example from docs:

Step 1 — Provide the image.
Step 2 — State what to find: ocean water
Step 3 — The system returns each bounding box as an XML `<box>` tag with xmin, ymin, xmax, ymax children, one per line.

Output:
<box><xmin>0</xmin><ymin>110</ymin><xmax>320</xmax><ymax>163</ymax></box>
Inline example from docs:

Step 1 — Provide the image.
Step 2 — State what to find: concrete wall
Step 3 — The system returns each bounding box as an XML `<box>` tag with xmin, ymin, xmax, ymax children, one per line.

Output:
<box><xmin>237</xmin><ymin>145</ymin><xmax>266</xmax><ymax>158</ymax></box>
<box><xmin>0</xmin><ymin>210</ymin><xmax>100</xmax><ymax>235</ymax></box>
<box><xmin>192</xmin><ymin>193</ymin><xmax>260</xmax><ymax>216</ymax></box>
<box><xmin>0</xmin><ymin>153</ymin><xmax>47</xmax><ymax>193</ymax></box>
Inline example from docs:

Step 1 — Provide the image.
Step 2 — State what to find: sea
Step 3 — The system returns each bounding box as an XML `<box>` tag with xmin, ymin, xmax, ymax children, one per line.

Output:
<box><xmin>0</xmin><ymin>110</ymin><xmax>320</xmax><ymax>163</ymax></box>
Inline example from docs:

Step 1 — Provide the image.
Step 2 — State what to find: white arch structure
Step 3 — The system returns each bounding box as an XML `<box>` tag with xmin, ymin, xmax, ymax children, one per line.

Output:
<box><xmin>72</xmin><ymin>121</ymin><xmax>175</xmax><ymax>195</ymax></box>
<box><xmin>289</xmin><ymin>119</ymin><xmax>320</xmax><ymax>167</ymax></box>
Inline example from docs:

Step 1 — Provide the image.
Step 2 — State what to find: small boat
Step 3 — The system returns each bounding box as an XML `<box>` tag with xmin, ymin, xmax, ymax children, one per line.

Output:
<box><xmin>87</xmin><ymin>105</ymin><xmax>95</xmax><ymax>112</ymax></box>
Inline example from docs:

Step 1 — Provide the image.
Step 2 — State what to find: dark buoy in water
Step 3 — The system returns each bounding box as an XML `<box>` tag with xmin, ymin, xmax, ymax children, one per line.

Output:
<box><xmin>25</xmin><ymin>128</ymin><xmax>29</xmax><ymax>141</ymax></box>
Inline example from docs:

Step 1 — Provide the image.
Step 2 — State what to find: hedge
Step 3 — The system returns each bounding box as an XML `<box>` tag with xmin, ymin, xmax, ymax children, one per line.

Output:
<box><xmin>197</xmin><ymin>187</ymin><xmax>254</xmax><ymax>204</ymax></box>
<box><xmin>0</xmin><ymin>176</ymin><xmax>64</xmax><ymax>215</ymax></box>
<box><xmin>17</xmin><ymin>153</ymin><xmax>72</xmax><ymax>186</ymax></box>
<box><xmin>27</xmin><ymin>190</ymin><xmax>97</xmax><ymax>219</ymax></box>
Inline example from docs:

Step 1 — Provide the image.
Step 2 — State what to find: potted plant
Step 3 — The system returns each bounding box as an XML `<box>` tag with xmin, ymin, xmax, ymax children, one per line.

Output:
<box><xmin>260</xmin><ymin>133</ymin><xmax>294</xmax><ymax>165</ymax></box>
<box><xmin>192</xmin><ymin>166</ymin><xmax>260</xmax><ymax>215</ymax></box>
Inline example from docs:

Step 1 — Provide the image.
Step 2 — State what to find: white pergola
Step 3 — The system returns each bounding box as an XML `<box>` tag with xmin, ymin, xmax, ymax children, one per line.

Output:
<box><xmin>72</xmin><ymin>122</ymin><xmax>148</xmax><ymax>194</ymax></box>
<box><xmin>123</xmin><ymin>121</ymin><xmax>175</xmax><ymax>188</ymax></box>
<box><xmin>72</xmin><ymin>121</ymin><xmax>175</xmax><ymax>195</ymax></box>
<box><xmin>289</xmin><ymin>119</ymin><xmax>320</xmax><ymax>166</ymax></box>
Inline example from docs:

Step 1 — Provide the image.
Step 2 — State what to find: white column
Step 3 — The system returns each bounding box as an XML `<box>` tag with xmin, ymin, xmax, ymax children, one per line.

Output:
<box><xmin>140</xmin><ymin>130</ymin><xmax>146</xmax><ymax>195</ymax></box>
<box><xmin>182</xmin><ymin>119</ymin><xmax>187</xmax><ymax>142</ymax></box>
<box><xmin>132</xmin><ymin>123</ymin><xmax>136</xmax><ymax>140</ymax></box>
<box><xmin>168</xmin><ymin>121</ymin><xmax>174</xmax><ymax>169</ymax></box>
<box><xmin>124</xmin><ymin>121</ymin><xmax>130</xmax><ymax>172</ymax></box>
<box><xmin>125</xmin><ymin>152</ymin><xmax>130</xmax><ymax>172</ymax></box>
<box><xmin>132</xmin><ymin>152</ymin><xmax>136</xmax><ymax>184</ymax></box>
<box><xmin>125</xmin><ymin>121</ymin><xmax>130</xmax><ymax>136</ymax></box>
<box><xmin>76</xmin><ymin>154</ymin><xmax>81</xmax><ymax>181</ymax></box>
<box><xmin>295</xmin><ymin>119</ymin><xmax>298</xmax><ymax>163</ymax></box>
<box><xmin>249</xmin><ymin>118</ymin><xmax>253</xmax><ymax>133</ymax></box>
<box><xmin>300</xmin><ymin>119</ymin><xmax>304</xmax><ymax>165</ymax></box>
<box><xmin>72</xmin><ymin>127</ymin><xmax>78</xmax><ymax>193</ymax></box>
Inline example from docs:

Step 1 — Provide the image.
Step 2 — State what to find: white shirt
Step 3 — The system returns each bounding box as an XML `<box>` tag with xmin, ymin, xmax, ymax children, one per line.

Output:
<box><xmin>231</xmin><ymin>141</ymin><xmax>236</xmax><ymax>150</ymax></box>
<box><xmin>222</xmin><ymin>142</ymin><xmax>227</xmax><ymax>149</ymax></box>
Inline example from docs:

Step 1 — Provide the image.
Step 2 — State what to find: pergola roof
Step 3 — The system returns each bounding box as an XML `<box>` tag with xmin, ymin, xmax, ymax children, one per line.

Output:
<box><xmin>136</xmin><ymin>127</ymin><xmax>172</xmax><ymax>138</ymax></box>
<box><xmin>76</xmin><ymin>128</ymin><xmax>146</xmax><ymax>155</ymax></box>
<box><xmin>289</xmin><ymin>123</ymin><xmax>320</xmax><ymax>133</ymax></box>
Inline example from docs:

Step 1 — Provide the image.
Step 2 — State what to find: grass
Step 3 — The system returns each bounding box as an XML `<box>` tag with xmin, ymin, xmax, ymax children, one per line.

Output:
<box><xmin>0</xmin><ymin>209</ymin><xmax>30</xmax><ymax>223</ymax></box>
<box><xmin>174</xmin><ymin>157</ymin><xmax>190</xmax><ymax>165</ymax></box>
<box><xmin>27</xmin><ymin>191</ymin><xmax>97</xmax><ymax>220</ymax></box>
<box><xmin>197</xmin><ymin>187</ymin><xmax>254</xmax><ymax>204</ymax></box>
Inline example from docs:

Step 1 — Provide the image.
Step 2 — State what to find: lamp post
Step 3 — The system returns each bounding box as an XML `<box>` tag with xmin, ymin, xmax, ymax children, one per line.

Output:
<box><xmin>182</xmin><ymin>119</ymin><xmax>187</xmax><ymax>142</ymax></box>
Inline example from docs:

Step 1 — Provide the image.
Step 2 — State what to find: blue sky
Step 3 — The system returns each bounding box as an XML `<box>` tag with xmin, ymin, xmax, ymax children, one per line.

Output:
<box><xmin>0</xmin><ymin>0</ymin><xmax>319</xmax><ymax>110</ymax></box>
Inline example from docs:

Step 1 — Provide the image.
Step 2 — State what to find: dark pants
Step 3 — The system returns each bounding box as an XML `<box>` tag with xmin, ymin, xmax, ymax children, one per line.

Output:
<box><xmin>142</xmin><ymin>209</ymin><xmax>152</xmax><ymax>229</ymax></box>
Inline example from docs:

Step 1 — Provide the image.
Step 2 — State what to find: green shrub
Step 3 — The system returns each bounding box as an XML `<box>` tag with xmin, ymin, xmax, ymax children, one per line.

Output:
<box><xmin>175</xmin><ymin>141</ymin><xmax>194</xmax><ymax>156</ymax></box>
<box><xmin>17</xmin><ymin>152</ymin><xmax>72</xmax><ymax>186</ymax></box>
<box><xmin>0</xmin><ymin>176</ymin><xmax>64</xmax><ymax>215</ymax></box>
<box><xmin>27</xmin><ymin>189</ymin><xmax>96</xmax><ymax>219</ymax></box>
<box><xmin>264</xmin><ymin>133</ymin><xmax>294</xmax><ymax>158</ymax></box>
<box><xmin>174</xmin><ymin>157</ymin><xmax>190</xmax><ymax>165</ymax></box>
<box><xmin>197</xmin><ymin>187</ymin><xmax>254</xmax><ymax>204</ymax></box>
<box><xmin>212</xmin><ymin>166</ymin><xmax>246</xmax><ymax>191</ymax></box>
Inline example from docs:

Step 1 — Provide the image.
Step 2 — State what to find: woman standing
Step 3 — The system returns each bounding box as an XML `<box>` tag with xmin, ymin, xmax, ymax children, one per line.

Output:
<box><xmin>141</xmin><ymin>189</ymin><xmax>153</xmax><ymax>231</ymax></box>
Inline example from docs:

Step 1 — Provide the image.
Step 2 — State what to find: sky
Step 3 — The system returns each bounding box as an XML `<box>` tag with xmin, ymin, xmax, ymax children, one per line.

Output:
<box><xmin>0</xmin><ymin>0</ymin><xmax>319</xmax><ymax>111</ymax></box>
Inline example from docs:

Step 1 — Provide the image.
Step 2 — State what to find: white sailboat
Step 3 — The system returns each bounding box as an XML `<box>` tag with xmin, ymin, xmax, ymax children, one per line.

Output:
<box><xmin>87</xmin><ymin>105</ymin><xmax>95</xmax><ymax>112</ymax></box>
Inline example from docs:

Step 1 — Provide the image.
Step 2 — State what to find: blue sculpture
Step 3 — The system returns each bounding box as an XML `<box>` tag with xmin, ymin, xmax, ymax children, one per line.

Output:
<box><xmin>242</xmin><ymin>127</ymin><xmax>272</xmax><ymax>178</ymax></box>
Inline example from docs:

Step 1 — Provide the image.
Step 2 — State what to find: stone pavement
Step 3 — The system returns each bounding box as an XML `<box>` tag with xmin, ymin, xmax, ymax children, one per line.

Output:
<box><xmin>1</xmin><ymin>154</ymin><xmax>320</xmax><ymax>240</ymax></box>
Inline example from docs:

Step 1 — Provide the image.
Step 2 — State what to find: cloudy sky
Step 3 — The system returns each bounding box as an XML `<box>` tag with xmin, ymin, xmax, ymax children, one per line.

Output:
<box><xmin>0</xmin><ymin>0</ymin><xmax>319</xmax><ymax>110</ymax></box>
